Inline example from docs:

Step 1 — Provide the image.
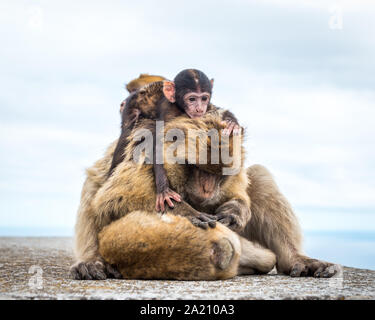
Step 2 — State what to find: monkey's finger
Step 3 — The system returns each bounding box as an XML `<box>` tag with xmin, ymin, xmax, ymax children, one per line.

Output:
<box><xmin>208</xmin><ymin>220</ymin><xmax>217</xmax><ymax>228</ymax></box>
<box><xmin>321</xmin><ymin>265</ymin><xmax>338</xmax><ymax>278</ymax></box>
<box><xmin>77</xmin><ymin>262</ymin><xmax>93</xmax><ymax>280</ymax></box>
<box><xmin>313</xmin><ymin>266</ymin><xmax>325</xmax><ymax>278</ymax></box>
<box><xmin>222</xmin><ymin>121</ymin><xmax>232</xmax><ymax>136</ymax></box>
<box><xmin>165</xmin><ymin>197</ymin><xmax>175</xmax><ymax>209</ymax></box>
<box><xmin>156</xmin><ymin>197</ymin><xmax>165</xmax><ymax>213</ymax></box>
<box><xmin>233</xmin><ymin>125</ymin><xmax>241</xmax><ymax>136</ymax></box>
<box><xmin>197</xmin><ymin>214</ymin><xmax>216</xmax><ymax>228</ymax></box>
<box><xmin>197</xmin><ymin>214</ymin><xmax>210</xmax><ymax>222</ymax></box>
<box><xmin>197</xmin><ymin>222</ymin><xmax>209</xmax><ymax>229</ymax></box>
<box><xmin>206</xmin><ymin>213</ymin><xmax>219</xmax><ymax>220</ymax></box>
<box><xmin>70</xmin><ymin>265</ymin><xmax>82</xmax><ymax>280</ymax></box>
<box><xmin>227</xmin><ymin>122</ymin><xmax>236</xmax><ymax>135</ymax></box>
<box><xmin>190</xmin><ymin>217</ymin><xmax>209</xmax><ymax>229</ymax></box>
<box><xmin>299</xmin><ymin>265</ymin><xmax>309</xmax><ymax>277</ymax></box>
<box><xmin>290</xmin><ymin>263</ymin><xmax>305</xmax><ymax>277</ymax></box>
<box><xmin>155</xmin><ymin>200</ymin><xmax>161</xmax><ymax>212</ymax></box>
<box><xmin>159</xmin><ymin>199</ymin><xmax>166</xmax><ymax>213</ymax></box>
<box><xmin>169</xmin><ymin>191</ymin><xmax>182</xmax><ymax>202</ymax></box>
<box><xmin>105</xmin><ymin>263</ymin><xmax>123</xmax><ymax>279</ymax></box>
<box><xmin>215</xmin><ymin>213</ymin><xmax>230</xmax><ymax>221</ymax></box>
<box><xmin>87</xmin><ymin>262</ymin><xmax>106</xmax><ymax>280</ymax></box>
<box><xmin>217</xmin><ymin>217</ymin><xmax>231</xmax><ymax>227</ymax></box>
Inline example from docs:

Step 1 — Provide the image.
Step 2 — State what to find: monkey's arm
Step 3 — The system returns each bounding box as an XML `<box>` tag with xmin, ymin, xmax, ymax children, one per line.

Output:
<box><xmin>208</xmin><ymin>105</ymin><xmax>241</xmax><ymax>136</ymax></box>
<box><xmin>214</xmin><ymin>169</ymin><xmax>251</xmax><ymax>232</ymax></box>
<box><xmin>153</xmin><ymin>100</ymin><xmax>183</xmax><ymax>212</ymax></box>
<box><xmin>170</xmin><ymin>200</ymin><xmax>217</xmax><ymax>230</ymax></box>
<box><xmin>108</xmin><ymin>104</ymin><xmax>141</xmax><ymax>177</ymax></box>
<box><xmin>153</xmin><ymin>163</ymin><xmax>182</xmax><ymax>212</ymax></box>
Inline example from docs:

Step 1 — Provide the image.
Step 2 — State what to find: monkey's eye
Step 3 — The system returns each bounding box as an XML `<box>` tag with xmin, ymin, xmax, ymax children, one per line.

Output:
<box><xmin>189</xmin><ymin>97</ymin><xmax>196</xmax><ymax>102</ymax></box>
<box><xmin>202</xmin><ymin>96</ymin><xmax>208</xmax><ymax>101</ymax></box>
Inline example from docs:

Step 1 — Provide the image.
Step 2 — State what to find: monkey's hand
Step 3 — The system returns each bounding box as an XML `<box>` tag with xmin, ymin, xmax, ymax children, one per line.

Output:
<box><xmin>169</xmin><ymin>200</ymin><xmax>217</xmax><ymax>229</ymax></box>
<box><xmin>70</xmin><ymin>258</ymin><xmax>122</xmax><ymax>280</ymax></box>
<box><xmin>215</xmin><ymin>212</ymin><xmax>242</xmax><ymax>231</ymax></box>
<box><xmin>156</xmin><ymin>187</ymin><xmax>182</xmax><ymax>213</ymax></box>
<box><xmin>187</xmin><ymin>212</ymin><xmax>217</xmax><ymax>230</ymax></box>
<box><xmin>215</xmin><ymin>200</ymin><xmax>249</xmax><ymax>232</ymax></box>
<box><xmin>221</xmin><ymin>120</ymin><xmax>241</xmax><ymax>136</ymax></box>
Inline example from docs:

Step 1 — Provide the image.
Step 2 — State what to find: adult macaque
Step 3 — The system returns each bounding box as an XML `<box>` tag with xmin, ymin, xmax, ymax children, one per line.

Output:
<box><xmin>109</xmin><ymin>69</ymin><xmax>240</xmax><ymax>213</ymax></box>
<box><xmin>98</xmin><ymin>211</ymin><xmax>276</xmax><ymax>280</ymax></box>
<box><xmin>71</xmin><ymin>114</ymin><xmax>251</xmax><ymax>279</ymax></box>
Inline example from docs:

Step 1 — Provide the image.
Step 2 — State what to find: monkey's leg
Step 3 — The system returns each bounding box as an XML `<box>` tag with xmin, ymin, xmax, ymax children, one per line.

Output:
<box><xmin>237</xmin><ymin>237</ymin><xmax>276</xmax><ymax>275</ymax></box>
<box><xmin>244</xmin><ymin>164</ymin><xmax>338</xmax><ymax>278</ymax></box>
<box><xmin>70</xmin><ymin>177</ymin><xmax>122</xmax><ymax>280</ymax></box>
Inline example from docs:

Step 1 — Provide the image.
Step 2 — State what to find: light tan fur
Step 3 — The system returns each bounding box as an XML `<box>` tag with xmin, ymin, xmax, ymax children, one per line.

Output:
<box><xmin>72</xmin><ymin>113</ymin><xmax>336</xmax><ymax>280</ymax></box>
<box><xmin>126</xmin><ymin>73</ymin><xmax>166</xmax><ymax>93</ymax></box>
<box><xmin>98</xmin><ymin>211</ymin><xmax>241</xmax><ymax>280</ymax></box>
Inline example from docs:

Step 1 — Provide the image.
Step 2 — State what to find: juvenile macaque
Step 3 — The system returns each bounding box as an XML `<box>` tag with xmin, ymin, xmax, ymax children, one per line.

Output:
<box><xmin>120</xmin><ymin>74</ymin><xmax>166</xmax><ymax>114</ymax></box>
<box><xmin>126</xmin><ymin>73</ymin><xmax>166</xmax><ymax>93</ymax></box>
<box><xmin>109</xmin><ymin>69</ymin><xmax>240</xmax><ymax>214</ymax></box>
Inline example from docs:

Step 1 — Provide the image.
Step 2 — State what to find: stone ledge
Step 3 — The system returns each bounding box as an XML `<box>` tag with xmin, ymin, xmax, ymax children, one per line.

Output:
<box><xmin>1</xmin><ymin>237</ymin><xmax>374</xmax><ymax>300</ymax></box>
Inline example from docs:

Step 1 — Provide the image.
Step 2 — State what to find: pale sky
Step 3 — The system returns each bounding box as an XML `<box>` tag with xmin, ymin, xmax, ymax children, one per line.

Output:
<box><xmin>0</xmin><ymin>0</ymin><xmax>375</xmax><ymax>234</ymax></box>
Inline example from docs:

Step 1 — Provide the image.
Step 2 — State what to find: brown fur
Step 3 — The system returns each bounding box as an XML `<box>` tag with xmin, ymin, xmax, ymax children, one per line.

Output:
<box><xmin>72</xmin><ymin>113</ymin><xmax>256</xmax><ymax>280</ymax></box>
<box><xmin>98</xmin><ymin>211</ymin><xmax>241</xmax><ymax>280</ymax></box>
<box><xmin>95</xmin><ymin>113</ymin><xmax>249</xmax><ymax>227</ymax></box>
<box><xmin>71</xmin><ymin>113</ymin><xmax>336</xmax><ymax>280</ymax></box>
<box><xmin>126</xmin><ymin>73</ymin><xmax>166</xmax><ymax>93</ymax></box>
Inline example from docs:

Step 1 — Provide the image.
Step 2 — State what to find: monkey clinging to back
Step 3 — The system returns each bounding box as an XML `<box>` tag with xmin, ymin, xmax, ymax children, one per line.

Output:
<box><xmin>109</xmin><ymin>69</ymin><xmax>241</xmax><ymax>214</ymax></box>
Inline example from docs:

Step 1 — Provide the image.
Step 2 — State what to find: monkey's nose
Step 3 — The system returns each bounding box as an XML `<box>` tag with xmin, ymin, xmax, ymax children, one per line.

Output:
<box><xmin>196</xmin><ymin>104</ymin><xmax>204</xmax><ymax>113</ymax></box>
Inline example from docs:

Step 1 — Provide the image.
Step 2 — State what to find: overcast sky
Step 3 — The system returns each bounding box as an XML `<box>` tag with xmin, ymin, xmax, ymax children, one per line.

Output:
<box><xmin>0</xmin><ymin>0</ymin><xmax>374</xmax><ymax>234</ymax></box>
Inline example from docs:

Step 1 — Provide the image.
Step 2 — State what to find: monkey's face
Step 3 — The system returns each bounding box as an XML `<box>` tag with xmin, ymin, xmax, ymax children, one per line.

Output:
<box><xmin>186</xmin><ymin>166</ymin><xmax>225</xmax><ymax>204</ymax></box>
<box><xmin>183</xmin><ymin>92</ymin><xmax>210</xmax><ymax>119</ymax></box>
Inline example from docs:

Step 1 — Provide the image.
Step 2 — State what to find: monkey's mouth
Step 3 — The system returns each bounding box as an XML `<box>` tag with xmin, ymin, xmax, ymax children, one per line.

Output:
<box><xmin>193</xmin><ymin>168</ymin><xmax>219</xmax><ymax>200</ymax></box>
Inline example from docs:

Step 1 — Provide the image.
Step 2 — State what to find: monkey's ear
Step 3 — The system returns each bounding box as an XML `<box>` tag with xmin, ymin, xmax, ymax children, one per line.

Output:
<box><xmin>210</xmin><ymin>78</ymin><xmax>214</xmax><ymax>89</ymax></box>
<box><xmin>163</xmin><ymin>81</ymin><xmax>176</xmax><ymax>103</ymax></box>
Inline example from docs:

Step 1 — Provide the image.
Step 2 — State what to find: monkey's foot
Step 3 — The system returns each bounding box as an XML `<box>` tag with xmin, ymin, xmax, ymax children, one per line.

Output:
<box><xmin>288</xmin><ymin>255</ymin><xmax>340</xmax><ymax>278</ymax></box>
<box><xmin>188</xmin><ymin>213</ymin><xmax>217</xmax><ymax>230</ymax></box>
<box><xmin>210</xmin><ymin>238</ymin><xmax>234</xmax><ymax>270</ymax></box>
<box><xmin>70</xmin><ymin>259</ymin><xmax>122</xmax><ymax>280</ymax></box>
<box><xmin>155</xmin><ymin>188</ymin><xmax>182</xmax><ymax>212</ymax></box>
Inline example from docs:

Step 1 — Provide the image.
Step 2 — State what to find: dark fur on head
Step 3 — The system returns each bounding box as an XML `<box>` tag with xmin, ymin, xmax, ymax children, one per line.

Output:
<box><xmin>174</xmin><ymin>69</ymin><xmax>213</xmax><ymax>110</ymax></box>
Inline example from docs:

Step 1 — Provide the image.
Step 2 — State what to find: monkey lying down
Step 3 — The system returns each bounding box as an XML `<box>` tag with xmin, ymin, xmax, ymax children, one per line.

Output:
<box><xmin>71</xmin><ymin>112</ymin><xmax>338</xmax><ymax>280</ymax></box>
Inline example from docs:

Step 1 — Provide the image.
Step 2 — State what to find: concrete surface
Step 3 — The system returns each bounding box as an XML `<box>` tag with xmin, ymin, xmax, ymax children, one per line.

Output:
<box><xmin>0</xmin><ymin>237</ymin><xmax>374</xmax><ymax>300</ymax></box>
